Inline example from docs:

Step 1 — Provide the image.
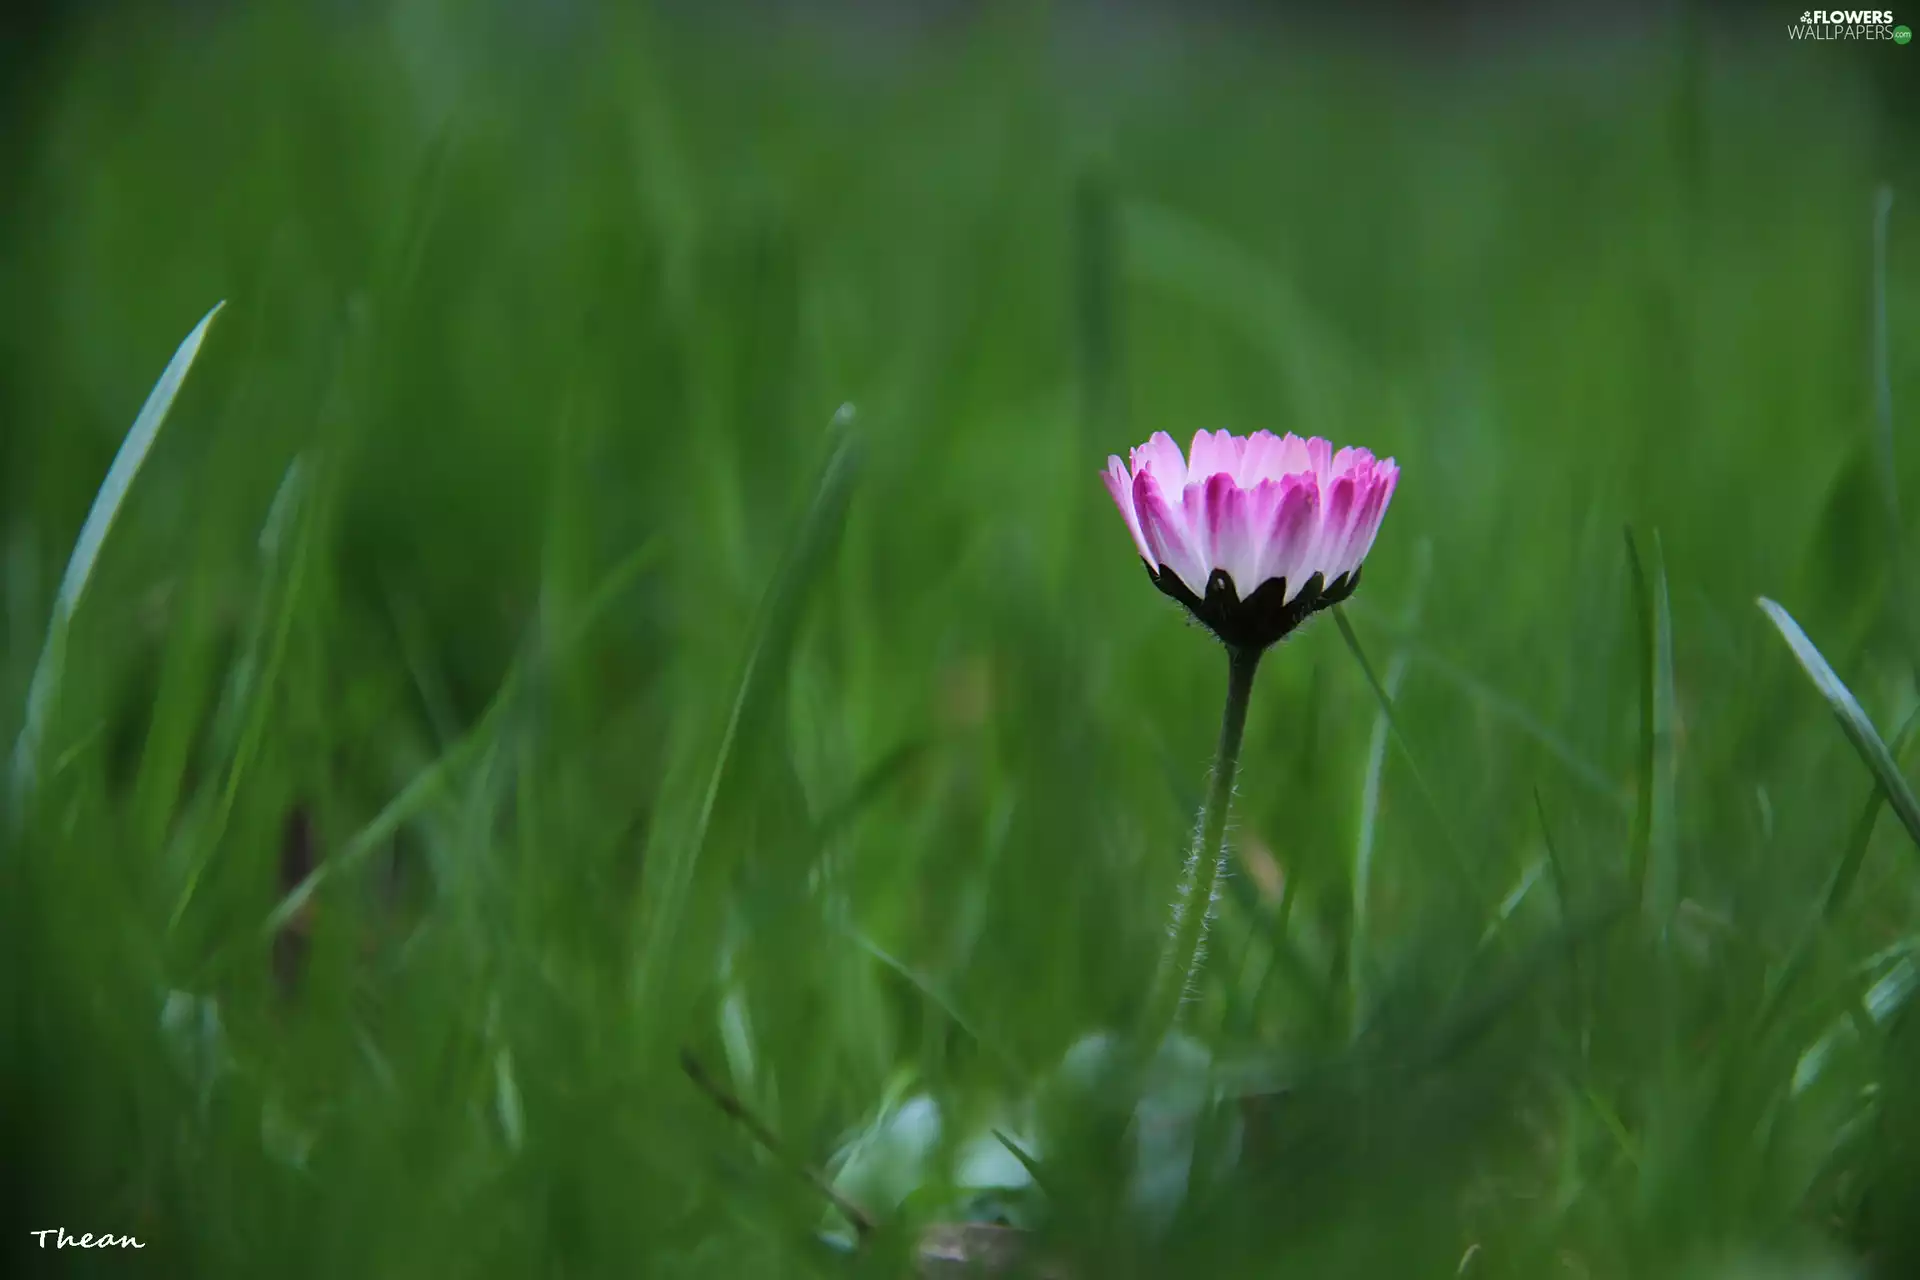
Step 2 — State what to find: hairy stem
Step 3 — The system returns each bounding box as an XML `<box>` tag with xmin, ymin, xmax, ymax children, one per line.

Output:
<box><xmin>1144</xmin><ymin>643</ymin><xmax>1261</xmax><ymax>1042</ymax></box>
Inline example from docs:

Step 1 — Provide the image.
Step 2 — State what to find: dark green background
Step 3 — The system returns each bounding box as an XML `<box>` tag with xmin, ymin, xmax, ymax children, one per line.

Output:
<box><xmin>5</xmin><ymin>3</ymin><xmax>1920</xmax><ymax>1275</ymax></box>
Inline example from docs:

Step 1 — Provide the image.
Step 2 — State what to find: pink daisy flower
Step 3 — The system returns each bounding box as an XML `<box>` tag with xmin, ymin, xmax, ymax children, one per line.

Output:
<box><xmin>1103</xmin><ymin>429</ymin><xmax>1399</xmax><ymax>651</ymax></box>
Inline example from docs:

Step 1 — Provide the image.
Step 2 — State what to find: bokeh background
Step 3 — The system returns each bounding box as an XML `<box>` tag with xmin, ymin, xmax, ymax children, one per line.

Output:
<box><xmin>5</xmin><ymin>1</ymin><xmax>1920</xmax><ymax>1275</ymax></box>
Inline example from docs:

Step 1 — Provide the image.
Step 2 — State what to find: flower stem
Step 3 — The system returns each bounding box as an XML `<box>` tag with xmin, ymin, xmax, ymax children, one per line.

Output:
<box><xmin>1144</xmin><ymin>643</ymin><xmax>1261</xmax><ymax>1043</ymax></box>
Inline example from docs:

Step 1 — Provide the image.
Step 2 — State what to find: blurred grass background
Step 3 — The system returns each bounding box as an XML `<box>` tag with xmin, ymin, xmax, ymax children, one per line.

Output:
<box><xmin>5</xmin><ymin>1</ymin><xmax>1920</xmax><ymax>1275</ymax></box>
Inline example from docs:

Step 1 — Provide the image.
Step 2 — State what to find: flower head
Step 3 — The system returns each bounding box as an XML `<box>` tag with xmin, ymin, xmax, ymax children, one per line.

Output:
<box><xmin>1103</xmin><ymin>429</ymin><xmax>1398</xmax><ymax>651</ymax></box>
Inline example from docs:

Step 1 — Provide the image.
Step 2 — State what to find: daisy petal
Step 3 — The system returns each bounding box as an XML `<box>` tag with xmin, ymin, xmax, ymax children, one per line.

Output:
<box><xmin>1134</xmin><ymin>467</ymin><xmax>1208</xmax><ymax>596</ymax></box>
<box><xmin>1342</xmin><ymin>461</ymin><xmax>1398</xmax><ymax>575</ymax></box>
<box><xmin>1274</xmin><ymin>432</ymin><xmax>1314</xmax><ymax>476</ymax></box>
<box><xmin>1268</xmin><ymin>473</ymin><xmax>1322</xmax><ymax>602</ymax></box>
<box><xmin>1238</xmin><ymin>477</ymin><xmax>1284</xmax><ymax>584</ymax></box>
<box><xmin>1306</xmin><ymin>436</ymin><xmax>1333</xmax><ymax>480</ymax></box>
<box><xmin>1203</xmin><ymin>472</ymin><xmax>1259</xmax><ymax>598</ymax></box>
<box><xmin>1181</xmin><ymin>479</ymin><xmax>1212</xmax><ymax>577</ymax></box>
<box><xmin>1315</xmin><ymin>471</ymin><xmax>1359</xmax><ymax>583</ymax></box>
<box><xmin>1187</xmin><ymin>429</ymin><xmax>1244</xmax><ymax>483</ymax></box>
<box><xmin>1131</xmin><ymin>431</ymin><xmax>1188</xmax><ymax>492</ymax></box>
<box><xmin>1103</xmin><ymin>456</ymin><xmax>1152</xmax><ymax>562</ymax></box>
<box><xmin>1237</xmin><ymin>431</ymin><xmax>1287</xmax><ymax>486</ymax></box>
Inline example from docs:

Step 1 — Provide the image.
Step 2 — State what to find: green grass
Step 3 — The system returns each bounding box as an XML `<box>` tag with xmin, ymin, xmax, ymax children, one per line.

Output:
<box><xmin>6</xmin><ymin>4</ymin><xmax>1920</xmax><ymax>1275</ymax></box>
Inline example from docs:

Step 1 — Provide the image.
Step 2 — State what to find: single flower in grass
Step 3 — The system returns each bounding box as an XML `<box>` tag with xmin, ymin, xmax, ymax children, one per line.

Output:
<box><xmin>1103</xmin><ymin>429</ymin><xmax>1398</xmax><ymax>1042</ymax></box>
<box><xmin>1103</xmin><ymin>429</ymin><xmax>1398</xmax><ymax>653</ymax></box>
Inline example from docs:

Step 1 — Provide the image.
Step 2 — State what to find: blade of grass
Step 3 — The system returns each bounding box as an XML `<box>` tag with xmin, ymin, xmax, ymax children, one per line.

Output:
<box><xmin>167</xmin><ymin>455</ymin><xmax>319</xmax><ymax>934</ymax></box>
<box><xmin>1874</xmin><ymin>186</ymin><xmax>1900</xmax><ymax>511</ymax></box>
<box><xmin>1351</xmin><ymin>540</ymin><xmax>1429</xmax><ymax>1042</ymax></box>
<box><xmin>1533</xmin><ymin>788</ymin><xmax>1576</xmax><ymax>922</ymax></box>
<box><xmin>1412</xmin><ymin>893</ymin><xmax>1631</xmax><ymax>1073</ymax></box>
<box><xmin>680</xmin><ymin>1048</ymin><xmax>877</xmax><ymax>1241</ymax></box>
<box><xmin>1625</xmin><ymin>533</ymin><xmax>1653</xmax><ymax>904</ymax></box>
<box><xmin>1758</xmin><ymin>596</ymin><xmax>1920</xmax><ymax>851</ymax></box>
<box><xmin>1625</xmin><ymin>529</ymin><xmax>1678</xmax><ymax>933</ymax></box>
<box><xmin>1533</xmin><ymin>788</ymin><xmax>1592</xmax><ymax>1062</ymax></box>
<box><xmin>1647</xmin><ymin>534</ymin><xmax>1678</xmax><ymax>932</ymax></box>
<box><xmin>1418</xmin><ymin>645</ymin><xmax>1625</xmax><ymax>810</ymax></box>
<box><xmin>1871</xmin><ymin>186</ymin><xmax>1920</xmax><ymax>688</ymax></box>
<box><xmin>10</xmin><ymin>301</ymin><xmax>225</xmax><ymax>809</ymax></box>
<box><xmin>990</xmin><ymin>1129</ymin><xmax>1053</xmax><ymax>1195</ymax></box>
<box><xmin>1874</xmin><ymin>187</ymin><xmax>1905</xmax><ymax>567</ymax></box>
<box><xmin>835</xmin><ymin>923</ymin><xmax>1023</xmax><ymax>1084</ymax></box>
<box><xmin>1825</xmin><ymin>704</ymin><xmax>1920</xmax><ymax>919</ymax></box>
<box><xmin>1755</xmin><ymin>704</ymin><xmax>1920</xmax><ymax>1039</ymax></box>
<box><xmin>809</xmin><ymin>738</ymin><xmax>929</xmax><ymax>849</ymax></box>
<box><xmin>131</xmin><ymin>456</ymin><xmax>304</xmax><ymax>852</ymax></box>
<box><xmin>1331</xmin><ymin>605</ymin><xmax>1480</xmax><ymax>903</ymax></box>
<box><xmin>1339</xmin><ymin>601</ymin><xmax>1625</xmax><ymax>811</ymax></box>
<box><xmin>633</xmin><ymin>406</ymin><xmax>864</xmax><ymax>1007</ymax></box>
<box><xmin>261</xmin><ymin>537</ymin><xmax>661</xmax><ymax>936</ymax></box>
